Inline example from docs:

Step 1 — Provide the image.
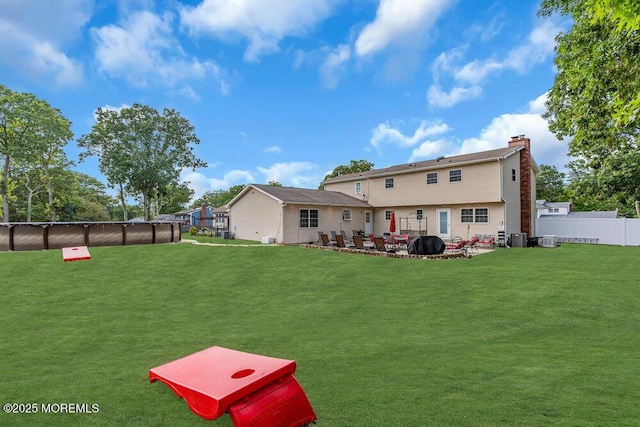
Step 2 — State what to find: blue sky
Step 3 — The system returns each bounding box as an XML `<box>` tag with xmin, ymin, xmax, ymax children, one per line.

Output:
<box><xmin>0</xmin><ymin>0</ymin><xmax>571</xmax><ymax>199</ymax></box>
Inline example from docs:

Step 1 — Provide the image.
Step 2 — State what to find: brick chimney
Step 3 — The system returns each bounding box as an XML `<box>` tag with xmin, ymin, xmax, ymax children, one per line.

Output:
<box><xmin>508</xmin><ymin>135</ymin><xmax>532</xmax><ymax>236</ymax></box>
<box><xmin>200</xmin><ymin>203</ymin><xmax>207</xmax><ymax>226</ymax></box>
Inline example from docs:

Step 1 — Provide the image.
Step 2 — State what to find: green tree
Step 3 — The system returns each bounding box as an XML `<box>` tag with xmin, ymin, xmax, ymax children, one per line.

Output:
<box><xmin>0</xmin><ymin>85</ymin><xmax>73</xmax><ymax>222</ymax></box>
<box><xmin>78</xmin><ymin>104</ymin><xmax>207</xmax><ymax>221</ymax></box>
<box><xmin>536</xmin><ymin>165</ymin><xmax>568</xmax><ymax>202</ymax></box>
<box><xmin>193</xmin><ymin>185</ymin><xmax>246</xmax><ymax>208</ymax></box>
<box><xmin>539</xmin><ymin>0</ymin><xmax>640</xmax><ymax>216</ymax></box>
<box><xmin>153</xmin><ymin>182</ymin><xmax>194</xmax><ymax>218</ymax></box>
<box><xmin>319</xmin><ymin>159</ymin><xmax>374</xmax><ymax>189</ymax></box>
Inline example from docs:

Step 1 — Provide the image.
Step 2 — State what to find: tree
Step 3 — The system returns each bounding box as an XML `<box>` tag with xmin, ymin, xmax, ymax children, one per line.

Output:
<box><xmin>319</xmin><ymin>159</ymin><xmax>374</xmax><ymax>189</ymax></box>
<box><xmin>78</xmin><ymin>104</ymin><xmax>207</xmax><ymax>221</ymax></box>
<box><xmin>152</xmin><ymin>182</ymin><xmax>194</xmax><ymax>218</ymax></box>
<box><xmin>192</xmin><ymin>185</ymin><xmax>246</xmax><ymax>208</ymax></box>
<box><xmin>539</xmin><ymin>0</ymin><xmax>640</xmax><ymax>217</ymax></box>
<box><xmin>536</xmin><ymin>165</ymin><xmax>568</xmax><ymax>202</ymax></box>
<box><xmin>0</xmin><ymin>85</ymin><xmax>73</xmax><ymax>222</ymax></box>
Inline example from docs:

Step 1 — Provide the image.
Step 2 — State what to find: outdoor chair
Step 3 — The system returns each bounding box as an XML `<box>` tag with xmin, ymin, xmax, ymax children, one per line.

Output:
<box><xmin>340</xmin><ymin>230</ymin><xmax>353</xmax><ymax>245</ymax></box>
<box><xmin>352</xmin><ymin>235</ymin><xmax>367</xmax><ymax>250</ymax></box>
<box><xmin>464</xmin><ymin>236</ymin><xmax>480</xmax><ymax>254</ymax></box>
<box><xmin>335</xmin><ymin>234</ymin><xmax>347</xmax><ymax>248</ymax></box>
<box><xmin>373</xmin><ymin>236</ymin><xmax>395</xmax><ymax>253</ymax></box>
<box><xmin>445</xmin><ymin>237</ymin><xmax>467</xmax><ymax>253</ymax></box>
<box><xmin>477</xmin><ymin>236</ymin><xmax>495</xmax><ymax>249</ymax></box>
<box><xmin>316</xmin><ymin>231</ymin><xmax>325</xmax><ymax>245</ymax></box>
<box><xmin>320</xmin><ymin>233</ymin><xmax>332</xmax><ymax>246</ymax></box>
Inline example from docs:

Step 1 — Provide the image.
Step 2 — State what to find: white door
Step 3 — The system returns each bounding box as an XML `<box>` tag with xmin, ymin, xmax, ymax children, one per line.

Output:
<box><xmin>364</xmin><ymin>210</ymin><xmax>373</xmax><ymax>236</ymax></box>
<box><xmin>437</xmin><ymin>209</ymin><xmax>450</xmax><ymax>239</ymax></box>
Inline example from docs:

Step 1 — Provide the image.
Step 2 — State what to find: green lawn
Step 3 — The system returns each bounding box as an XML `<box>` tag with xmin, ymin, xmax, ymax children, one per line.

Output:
<box><xmin>1</xmin><ymin>243</ymin><xmax>639</xmax><ymax>426</ymax></box>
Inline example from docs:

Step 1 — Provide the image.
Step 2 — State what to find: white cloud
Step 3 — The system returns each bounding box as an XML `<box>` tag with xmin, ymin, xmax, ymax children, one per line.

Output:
<box><xmin>319</xmin><ymin>44</ymin><xmax>351</xmax><ymax>89</ymax></box>
<box><xmin>264</xmin><ymin>146</ymin><xmax>282</xmax><ymax>154</ymax></box>
<box><xmin>429</xmin><ymin>19</ymin><xmax>565</xmax><ymax>109</ymax></box>
<box><xmin>408</xmin><ymin>139</ymin><xmax>450</xmax><ymax>162</ymax></box>
<box><xmin>354</xmin><ymin>0</ymin><xmax>451</xmax><ymax>57</ymax></box>
<box><xmin>371</xmin><ymin>120</ymin><xmax>450</xmax><ymax>152</ymax></box>
<box><xmin>427</xmin><ymin>85</ymin><xmax>482</xmax><ymax>108</ymax></box>
<box><xmin>257</xmin><ymin>162</ymin><xmax>323</xmax><ymax>187</ymax></box>
<box><xmin>92</xmin><ymin>10</ymin><xmax>229</xmax><ymax>93</ymax></box>
<box><xmin>0</xmin><ymin>0</ymin><xmax>89</xmax><ymax>86</ymax></box>
<box><xmin>182</xmin><ymin>169</ymin><xmax>256</xmax><ymax>199</ymax></box>
<box><xmin>180</xmin><ymin>0</ymin><xmax>338</xmax><ymax>63</ymax></box>
<box><xmin>455</xmin><ymin>92</ymin><xmax>570</xmax><ymax>168</ymax></box>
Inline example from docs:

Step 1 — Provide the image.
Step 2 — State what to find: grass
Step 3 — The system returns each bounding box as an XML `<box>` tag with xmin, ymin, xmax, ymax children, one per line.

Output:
<box><xmin>1</xmin><ymin>243</ymin><xmax>639</xmax><ymax>426</ymax></box>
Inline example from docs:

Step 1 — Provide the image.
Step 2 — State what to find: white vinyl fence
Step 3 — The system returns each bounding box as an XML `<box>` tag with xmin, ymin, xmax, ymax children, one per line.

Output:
<box><xmin>536</xmin><ymin>217</ymin><xmax>640</xmax><ymax>246</ymax></box>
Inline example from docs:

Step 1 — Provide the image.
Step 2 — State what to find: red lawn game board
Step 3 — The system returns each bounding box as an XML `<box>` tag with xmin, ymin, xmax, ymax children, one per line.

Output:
<box><xmin>62</xmin><ymin>246</ymin><xmax>91</xmax><ymax>262</ymax></box>
<box><xmin>150</xmin><ymin>346</ymin><xmax>316</xmax><ymax>426</ymax></box>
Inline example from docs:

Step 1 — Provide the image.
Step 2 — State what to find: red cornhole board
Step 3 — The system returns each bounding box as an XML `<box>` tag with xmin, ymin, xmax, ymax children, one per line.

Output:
<box><xmin>149</xmin><ymin>346</ymin><xmax>316</xmax><ymax>426</ymax></box>
<box><xmin>62</xmin><ymin>246</ymin><xmax>91</xmax><ymax>262</ymax></box>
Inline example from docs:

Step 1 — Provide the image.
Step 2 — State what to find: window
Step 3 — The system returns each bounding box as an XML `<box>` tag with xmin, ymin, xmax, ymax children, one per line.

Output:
<box><xmin>385</xmin><ymin>210</ymin><xmax>392</xmax><ymax>220</ymax></box>
<box><xmin>461</xmin><ymin>209</ymin><xmax>474</xmax><ymax>223</ymax></box>
<box><xmin>355</xmin><ymin>181</ymin><xmax>361</xmax><ymax>194</ymax></box>
<box><xmin>475</xmin><ymin>208</ymin><xmax>488</xmax><ymax>223</ymax></box>
<box><xmin>299</xmin><ymin>209</ymin><xmax>319</xmax><ymax>228</ymax></box>
<box><xmin>449</xmin><ymin>169</ymin><xmax>462</xmax><ymax>182</ymax></box>
<box><xmin>549</xmin><ymin>208</ymin><xmax>560</xmax><ymax>213</ymax></box>
<box><xmin>461</xmin><ymin>208</ymin><xmax>488</xmax><ymax>223</ymax></box>
<box><xmin>416</xmin><ymin>209</ymin><xmax>423</xmax><ymax>220</ymax></box>
<box><xmin>426</xmin><ymin>172</ymin><xmax>438</xmax><ymax>185</ymax></box>
<box><xmin>385</xmin><ymin>178</ymin><xmax>394</xmax><ymax>189</ymax></box>
<box><xmin>512</xmin><ymin>168</ymin><xmax>517</xmax><ymax>182</ymax></box>
<box><xmin>342</xmin><ymin>209</ymin><xmax>352</xmax><ymax>220</ymax></box>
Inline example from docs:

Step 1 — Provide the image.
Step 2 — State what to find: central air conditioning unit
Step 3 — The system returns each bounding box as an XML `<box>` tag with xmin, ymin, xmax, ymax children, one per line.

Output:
<box><xmin>541</xmin><ymin>235</ymin><xmax>557</xmax><ymax>248</ymax></box>
<box><xmin>511</xmin><ymin>233</ymin><xmax>527</xmax><ymax>248</ymax></box>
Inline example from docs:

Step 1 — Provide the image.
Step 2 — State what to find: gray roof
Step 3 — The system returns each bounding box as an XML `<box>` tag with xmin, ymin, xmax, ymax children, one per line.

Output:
<box><xmin>540</xmin><ymin>210</ymin><xmax>619</xmax><ymax>219</ymax></box>
<box><xmin>231</xmin><ymin>184</ymin><xmax>371</xmax><ymax>207</ymax></box>
<box><xmin>567</xmin><ymin>211</ymin><xmax>618</xmax><ymax>219</ymax></box>
<box><xmin>322</xmin><ymin>146</ymin><xmax>524</xmax><ymax>184</ymax></box>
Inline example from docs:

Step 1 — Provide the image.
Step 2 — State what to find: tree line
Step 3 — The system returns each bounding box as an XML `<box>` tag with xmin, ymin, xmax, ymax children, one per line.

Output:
<box><xmin>1</xmin><ymin>87</ymin><xmax>205</xmax><ymax>223</ymax></box>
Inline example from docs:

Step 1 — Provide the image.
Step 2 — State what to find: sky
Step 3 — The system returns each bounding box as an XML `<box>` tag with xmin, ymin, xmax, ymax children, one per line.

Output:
<box><xmin>0</xmin><ymin>0</ymin><xmax>572</xmax><ymax>200</ymax></box>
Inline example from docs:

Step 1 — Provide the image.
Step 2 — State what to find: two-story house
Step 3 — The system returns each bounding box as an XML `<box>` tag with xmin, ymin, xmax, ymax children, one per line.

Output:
<box><xmin>227</xmin><ymin>136</ymin><xmax>538</xmax><ymax>244</ymax></box>
<box><xmin>323</xmin><ymin>136</ymin><xmax>538</xmax><ymax>241</ymax></box>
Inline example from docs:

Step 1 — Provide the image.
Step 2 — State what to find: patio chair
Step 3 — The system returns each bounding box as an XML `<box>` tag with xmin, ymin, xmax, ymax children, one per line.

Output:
<box><xmin>373</xmin><ymin>236</ymin><xmax>395</xmax><ymax>253</ymax></box>
<box><xmin>464</xmin><ymin>236</ymin><xmax>480</xmax><ymax>254</ymax></box>
<box><xmin>335</xmin><ymin>234</ymin><xmax>347</xmax><ymax>248</ymax></box>
<box><xmin>477</xmin><ymin>235</ymin><xmax>495</xmax><ymax>249</ymax></box>
<box><xmin>445</xmin><ymin>237</ymin><xmax>467</xmax><ymax>253</ymax></box>
<box><xmin>353</xmin><ymin>235</ymin><xmax>367</xmax><ymax>251</ymax></box>
<box><xmin>316</xmin><ymin>231</ymin><xmax>325</xmax><ymax>245</ymax></box>
<box><xmin>340</xmin><ymin>230</ymin><xmax>353</xmax><ymax>245</ymax></box>
<box><xmin>320</xmin><ymin>233</ymin><xmax>332</xmax><ymax>246</ymax></box>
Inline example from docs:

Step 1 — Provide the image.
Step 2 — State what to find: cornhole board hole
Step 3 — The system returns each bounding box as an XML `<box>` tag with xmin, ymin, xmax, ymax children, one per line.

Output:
<box><xmin>150</xmin><ymin>346</ymin><xmax>316</xmax><ymax>426</ymax></box>
<box><xmin>62</xmin><ymin>246</ymin><xmax>91</xmax><ymax>262</ymax></box>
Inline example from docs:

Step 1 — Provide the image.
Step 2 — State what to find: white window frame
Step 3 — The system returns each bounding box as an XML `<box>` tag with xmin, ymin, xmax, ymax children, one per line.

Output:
<box><xmin>385</xmin><ymin>178</ymin><xmax>394</xmax><ymax>189</ymax></box>
<box><xmin>426</xmin><ymin>172</ymin><xmax>438</xmax><ymax>185</ymax></box>
<box><xmin>299</xmin><ymin>209</ymin><xmax>319</xmax><ymax>228</ymax></box>
<box><xmin>342</xmin><ymin>209</ymin><xmax>352</xmax><ymax>221</ymax></box>
<box><xmin>355</xmin><ymin>181</ymin><xmax>361</xmax><ymax>194</ymax></box>
<box><xmin>449</xmin><ymin>169</ymin><xmax>462</xmax><ymax>183</ymax></box>
<box><xmin>461</xmin><ymin>208</ymin><xmax>489</xmax><ymax>223</ymax></box>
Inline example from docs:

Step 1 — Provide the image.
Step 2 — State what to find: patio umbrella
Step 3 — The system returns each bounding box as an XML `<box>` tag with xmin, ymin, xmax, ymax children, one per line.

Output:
<box><xmin>389</xmin><ymin>211</ymin><xmax>396</xmax><ymax>234</ymax></box>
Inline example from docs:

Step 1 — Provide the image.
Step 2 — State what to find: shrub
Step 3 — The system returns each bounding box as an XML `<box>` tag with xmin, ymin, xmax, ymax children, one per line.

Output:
<box><xmin>189</xmin><ymin>226</ymin><xmax>198</xmax><ymax>235</ymax></box>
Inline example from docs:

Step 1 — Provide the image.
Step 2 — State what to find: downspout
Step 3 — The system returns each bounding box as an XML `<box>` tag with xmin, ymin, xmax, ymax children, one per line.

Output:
<box><xmin>280</xmin><ymin>202</ymin><xmax>287</xmax><ymax>244</ymax></box>
<box><xmin>499</xmin><ymin>158</ymin><xmax>507</xmax><ymax>235</ymax></box>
